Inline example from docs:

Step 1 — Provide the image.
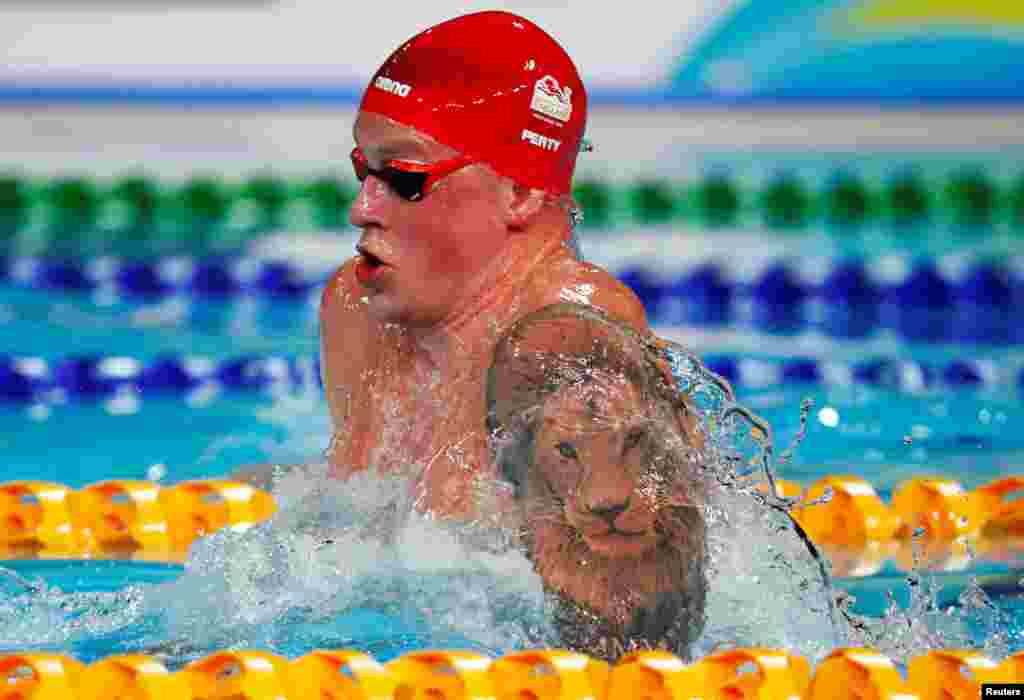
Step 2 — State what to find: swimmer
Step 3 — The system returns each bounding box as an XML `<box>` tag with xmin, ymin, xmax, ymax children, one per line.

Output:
<box><xmin>487</xmin><ymin>303</ymin><xmax>707</xmax><ymax>660</ymax></box>
<box><xmin>312</xmin><ymin>11</ymin><xmax>647</xmax><ymax>517</ymax></box>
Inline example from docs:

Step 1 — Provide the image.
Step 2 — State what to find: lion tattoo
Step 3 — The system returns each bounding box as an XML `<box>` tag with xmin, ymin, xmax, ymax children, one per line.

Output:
<box><xmin>486</xmin><ymin>303</ymin><xmax>708</xmax><ymax>661</ymax></box>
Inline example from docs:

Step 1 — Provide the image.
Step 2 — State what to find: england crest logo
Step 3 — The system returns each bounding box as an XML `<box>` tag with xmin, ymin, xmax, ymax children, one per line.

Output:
<box><xmin>531</xmin><ymin>75</ymin><xmax>573</xmax><ymax>123</ymax></box>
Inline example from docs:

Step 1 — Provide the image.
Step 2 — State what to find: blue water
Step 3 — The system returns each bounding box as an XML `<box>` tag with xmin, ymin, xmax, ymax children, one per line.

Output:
<box><xmin>3</xmin><ymin>238</ymin><xmax>1024</xmax><ymax>667</ymax></box>
<box><xmin>0</xmin><ymin>286</ymin><xmax>320</xmax><ymax>358</ymax></box>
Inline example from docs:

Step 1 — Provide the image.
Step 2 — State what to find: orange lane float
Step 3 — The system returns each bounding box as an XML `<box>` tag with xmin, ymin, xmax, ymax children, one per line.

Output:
<box><xmin>0</xmin><ymin>479</ymin><xmax>275</xmax><ymax>562</ymax></box>
<box><xmin>181</xmin><ymin>651</ymin><xmax>296</xmax><ymax>700</ymax></box>
<box><xmin>906</xmin><ymin>649</ymin><xmax>1010</xmax><ymax>700</ymax></box>
<box><xmin>76</xmin><ymin>654</ymin><xmax>188</xmax><ymax>700</ymax></box>
<box><xmin>692</xmin><ymin>647</ymin><xmax>810</xmax><ymax>700</ymax></box>
<box><xmin>490</xmin><ymin>650</ymin><xmax>609</xmax><ymax>700</ymax></box>
<box><xmin>760</xmin><ymin>473</ymin><xmax>1024</xmax><ymax>576</ymax></box>
<box><xmin>805</xmin><ymin>647</ymin><xmax>920</xmax><ymax>700</ymax></box>
<box><xmin>890</xmin><ymin>478</ymin><xmax>975</xmax><ymax>541</ymax></box>
<box><xmin>789</xmin><ymin>476</ymin><xmax>903</xmax><ymax>546</ymax></box>
<box><xmin>0</xmin><ymin>481</ymin><xmax>85</xmax><ymax>557</ymax></box>
<box><xmin>160</xmin><ymin>479</ymin><xmax>276</xmax><ymax>551</ymax></box>
<box><xmin>968</xmin><ymin>476</ymin><xmax>1024</xmax><ymax>540</ymax></box>
<box><xmin>289</xmin><ymin>650</ymin><xmax>398</xmax><ymax>700</ymax></box>
<box><xmin>5</xmin><ymin>647</ymin><xmax>1024</xmax><ymax>700</ymax></box>
<box><xmin>2</xmin><ymin>474</ymin><xmax>1024</xmax><ymax>576</ymax></box>
<box><xmin>0</xmin><ymin>653</ymin><xmax>86</xmax><ymax>700</ymax></box>
<box><xmin>74</xmin><ymin>480</ymin><xmax>175</xmax><ymax>558</ymax></box>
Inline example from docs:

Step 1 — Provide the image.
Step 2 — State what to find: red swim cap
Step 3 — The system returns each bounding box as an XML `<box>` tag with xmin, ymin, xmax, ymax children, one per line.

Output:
<box><xmin>359</xmin><ymin>11</ymin><xmax>587</xmax><ymax>196</ymax></box>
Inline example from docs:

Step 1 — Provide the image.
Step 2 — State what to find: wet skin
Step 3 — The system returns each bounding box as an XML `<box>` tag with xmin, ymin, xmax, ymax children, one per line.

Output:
<box><xmin>519</xmin><ymin>371</ymin><xmax>706</xmax><ymax>643</ymax></box>
<box><xmin>319</xmin><ymin>112</ymin><xmax>648</xmax><ymax>518</ymax></box>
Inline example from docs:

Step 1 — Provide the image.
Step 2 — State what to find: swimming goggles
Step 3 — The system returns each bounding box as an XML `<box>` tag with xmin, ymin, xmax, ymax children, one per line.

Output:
<box><xmin>350</xmin><ymin>147</ymin><xmax>476</xmax><ymax>202</ymax></box>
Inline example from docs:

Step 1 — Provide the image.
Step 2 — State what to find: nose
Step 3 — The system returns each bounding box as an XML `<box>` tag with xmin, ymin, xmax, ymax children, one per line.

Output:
<box><xmin>348</xmin><ymin>176</ymin><xmax>390</xmax><ymax>229</ymax></box>
<box><xmin>589</xmin><ymin>499</ymin><xmax>630</xmax><ymax>525</ymax></box>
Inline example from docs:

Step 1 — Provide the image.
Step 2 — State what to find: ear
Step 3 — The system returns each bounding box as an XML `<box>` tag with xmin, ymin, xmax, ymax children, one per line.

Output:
<box><xmin>503</xmin><ymin>181</ymin><xmax>548</xmax><ymax>230</ymax></box>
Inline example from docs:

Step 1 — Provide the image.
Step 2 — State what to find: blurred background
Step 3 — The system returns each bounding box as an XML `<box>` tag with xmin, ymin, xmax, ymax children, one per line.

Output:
<box><xmin>2</xmin><ymin>0</ymin><xmax>1024</xmax><ymax>484</ymax></box>
<box><xmin>2</xmin><ymin>2</ymin><xmax>1022</xmax><ymax>269</ymax></box>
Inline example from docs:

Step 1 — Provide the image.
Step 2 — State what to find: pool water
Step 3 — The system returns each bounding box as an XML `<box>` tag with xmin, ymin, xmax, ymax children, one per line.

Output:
<box><xmin>2</xmin><ymin>229</ymin><xmax>1024</xmax><ymax>668</ymax></box>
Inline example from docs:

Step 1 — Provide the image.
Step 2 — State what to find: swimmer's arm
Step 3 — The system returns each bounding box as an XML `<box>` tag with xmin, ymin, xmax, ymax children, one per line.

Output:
<box><xmin>319</xmin><ymin>258</ymin><xmax>377</xmax><ymax>474</ymax></box>
<box><xmin>228</xmin><ymin>264</ymin><xmax>369</xmax><ymax>488</ymax></box>
<box><xmin>320</xmin><ymin>259</ymin><xmax>363</xmax><ymax>425</ymax></box>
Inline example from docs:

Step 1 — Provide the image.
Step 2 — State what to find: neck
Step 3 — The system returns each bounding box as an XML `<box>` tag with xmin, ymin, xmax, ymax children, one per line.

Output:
<box><xmin>407</xmin><ymin>230</ymin><xmax>569</xmax><ymax>368</ymax></box>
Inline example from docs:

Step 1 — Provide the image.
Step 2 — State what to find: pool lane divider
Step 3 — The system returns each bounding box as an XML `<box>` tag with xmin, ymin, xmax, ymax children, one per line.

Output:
<box><xmin>3</xmin><ymin>474</ymin><xmax>1024</xmax><ymax>580</ymax></box>
<box><xmin>1</xmin><ymin>353</ymin><xmax>1021</xmax><ymax>406</ymax></box>
<box><xmin>1</xmin><ymin>646</ymin><xmax>1023</xmax><ymax>699</ymax></box>
<box><xmin>3</xmin><ymin>252</ymin><xmax>1024</xmax><ymax>343</ymax></box>
<box><xmin>766</xmin><ymin>475</ymin><xmax>1024</xmax><ymax>579</ymax></box>
<box><xmin>1</xmin><ymin>253</ymin><xmax>1022</xmax><ymax>309</ymax></box>
<box><xmin>0</xmin><ymin>479</ymin><xmax>275</xmax><ymax>562</ymax></box>
<box><xmin>1</xmin><ymin>255</ymin><xmax>322</xmax><ymax>300</ymax></box>
<box><xmin>0</xmin><ymin>355</ymin><xmax>320</xmax><ymax>404</ymax></box>
<box><xmin>2</xmin><ymin>168</ymin><xmax>1023</xmax><ymax>235</ymax></box>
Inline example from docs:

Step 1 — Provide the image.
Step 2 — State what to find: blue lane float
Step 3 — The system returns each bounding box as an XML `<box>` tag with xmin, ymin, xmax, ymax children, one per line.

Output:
<box><xmin>0</xmin><ymin>353</ymin><xmax>1019</xmax><ymax>405</ymax></box>
<box><xmin>617</xmin><ymin>256</ymin><xmax>1023</xmax><ymax>344</ymax></box>
<box><xmin>2</xmin><ymin>253</ymin><xmax>1023</xmax><ymax>344</ymax></box>
<box><xmin>613</xmin><ymin>257</ymin><xmax>1024</xmax><ymax>312</ymax></box>
<box><xmin>3</xmin><ymin>255</ymin><xmax>323</xmax><ymax>300</ymax></box>
<box><xmin>0</xmin><ymin>354</ymin><xmax>320</xmax><ymax>404</ymax></box>
<box><xmin>2</xmin><ymin>253</ymin><xmax>1022</xmax><ymax>307</ymax></box>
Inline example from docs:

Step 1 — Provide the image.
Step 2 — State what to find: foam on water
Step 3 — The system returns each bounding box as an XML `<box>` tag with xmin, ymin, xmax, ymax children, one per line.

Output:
<box><xmin>0</xmin><ymin>464</ymin><xmax>556</xmax><ymax>664</ymax></box>
<box><xmin>665</xmin><ymin>342</ymin><xmax>1022</xmax><ymax>663</ymax></box>
<box><xmin>143</xmin><ymin>464</ymin><xmax>555</xmax><ymax>662</ymax></box>
<box><xmin>665</xmin><ymin>345</ymin><xmax>841</xmax><ymax>661</ymax></box>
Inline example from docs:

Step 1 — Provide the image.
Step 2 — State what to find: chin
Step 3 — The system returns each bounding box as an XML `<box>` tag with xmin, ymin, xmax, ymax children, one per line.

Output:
<box><xmin>362</xmin><ymin>293</ymin><xmax>410</xmax><ymax>325</ymax></box>
<box><xmin>365</xmin><ymin>294</ymin><xmax>444</xmax><ymax>328</ymax></box>
<box><xmin>524</xmin><ymin>505</ymin><xmax>707</xmax><ymax>661</ymax></box>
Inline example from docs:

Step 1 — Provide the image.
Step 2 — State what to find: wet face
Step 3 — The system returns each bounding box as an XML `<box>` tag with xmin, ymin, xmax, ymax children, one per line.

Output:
<box><xmin>349</xmin><ymin>112</ymin><xmax>512</xmax><ymax>327</ymax></box>
<box><xmin>516</xmin><ymin>370</ymin><xmax>707</xmax><ymax>657</ymax></box>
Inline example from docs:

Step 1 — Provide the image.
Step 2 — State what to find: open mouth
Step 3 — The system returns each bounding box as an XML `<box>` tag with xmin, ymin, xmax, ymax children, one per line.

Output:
<box><xmin>355</xmin><ymin>247</ymin><xmax>388</xmax><ymax>284</ymax></box>
<box><xmin>357</xmin><ymin>246</ymin><xmax>385</xmax><ymax>268</ymax></box>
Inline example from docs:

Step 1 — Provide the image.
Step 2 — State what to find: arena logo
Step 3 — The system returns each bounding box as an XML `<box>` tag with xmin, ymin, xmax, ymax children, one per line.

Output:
<box><xmin>374</xmin><ymin>76</ymin><xmax>412</xmax><ymax>97</ymax></box>
<box><xmin>531</xmin><ymin>75</ymin><xmax>572</xmax><ymax>123</ymax></box>
<box><xmin>521</xmin><ymin>128</ymin><xmax>561</xmax><ymax>152</ymax></box>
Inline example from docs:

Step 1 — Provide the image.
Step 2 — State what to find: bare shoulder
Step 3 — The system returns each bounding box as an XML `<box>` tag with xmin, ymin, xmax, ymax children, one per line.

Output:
<box><xmin>537</xmin><ymin>256</ymin><xmax>649</xmax><ymax>332</ymax></box>
<box><xmin>321</xmin><ymin>257</ymin><xmax>383</xmax><ymax>342</ymax></box>
<box><xmin>319</xmin><ymin>258</ymin><xmax>378</xmax><ymax>426</ymax></box>
<box><xmin>321</xmin><ymin>258</ymin><xmax>365</xmax><ymax>322</ymax></box>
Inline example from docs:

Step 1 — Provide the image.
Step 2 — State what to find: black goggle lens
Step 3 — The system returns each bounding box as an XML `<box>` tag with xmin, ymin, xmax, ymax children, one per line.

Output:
<box><xmin>381</xmin><ymin>168</ymin><xmax>429</xmax><ymax>201</ymax></box>
<box><xmin>353</xmin><ymin>156</ymin><xmax>429</xmax><ymax>202</ymax></box>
